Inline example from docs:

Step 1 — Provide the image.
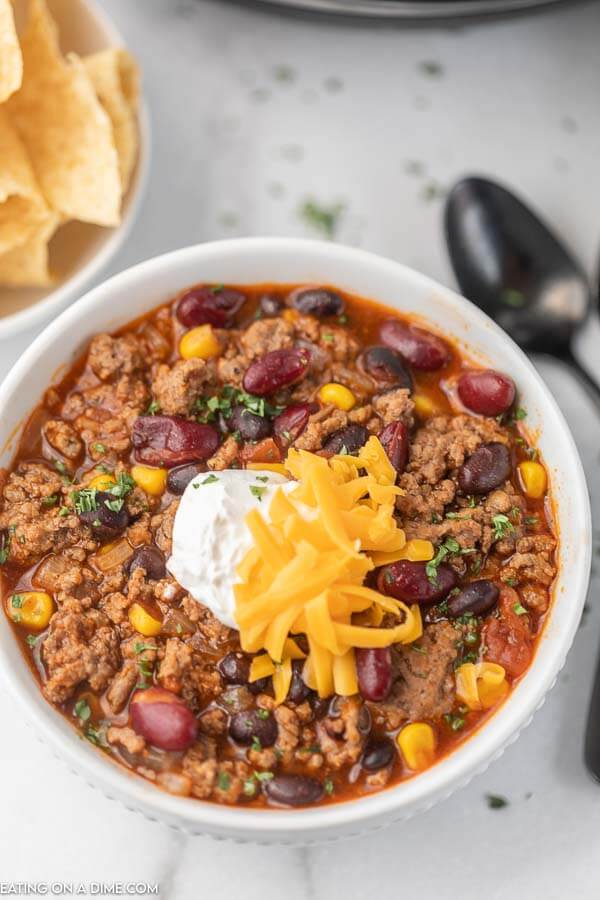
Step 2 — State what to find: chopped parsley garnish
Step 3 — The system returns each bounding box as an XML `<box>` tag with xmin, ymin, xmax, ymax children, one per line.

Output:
<box><xmin>85</xmin><ymin>724</ymin><xmax>107</xmax><ymax>747</ymax></box>
<box><xmin>338</xmin><ymin>314</ymin><xmax>349</xmax><ymax>325</ymax></box>
<box><xmin>210</xmin><ymin>283</ymin><xmax>225</xmax><ymax>294</ymax></box>
<box><xmin>444</xmin><ymin>713</ymin><xmax>465</xmax><ymax>732</ymax></box>
<box><xmin>504</xmin><ymin>576</ymin><xmax>518</xmax><ymax>587</ymax></box>
<box><xmin>42</xmin><ymin>494</ymin><xmax>58</xmax><ymax>508</ymax></box>
<box><xmin>324</xmin><ymin>778</ymin><xmax>334</xmax><ymax>795</ymax></box>
<box><xmin>249</xmin><ymin>485</ymin><xmax>267</xmax><ymax>502</ymax></box>
<box><xmin>411</xmin><ymin>643</ymin><xmax>427</xmax><ymax>655</ymax></box>
<box><xmin>299</xmin><ymin>200</ymin><xmax>344</xmax><ymax>240</ymax></box>
<box><xmin>0</xmin><ymin>532</ymin><xmax>11</xmax><ymax>565</ymax></box>
<box><xmin>251</xmin><ymin>735</ymin><xmax>262</xmax><ymax>752</ymax></box>
<box><xmin>201</xmin><ymin>474</ymin><xmax>219</xmax><ymax>485</ymax></box>
<box><xmin>256</xmin><ymin>708</ymin><xmax>270</xmax><ymax>720</ymax></box>
<box><xmin>256</xmin><ymin>475</ymin><xmax>269</xmax><ymax>483</ymax></box>
<box><xmin>11</xmin><ymin>594</ymin><xmax>23</xmax><ymax>608</ymax></box>
<box><xmin>525</xmin><ymin>515</ymin><xmax>539</xmax><ymax>527</ymax></box>
<box><xmin>426</xmin><ymin>538</ymin><xmax>476</xmax><ymax>584</ymax></box>
<box><xmin>243</xmin><ymin>778</ymin><xmax>257</xmax><ymax>797</ymax></box>
<box><xmin>254</xmin><ymin>770</ymin><xmax>274</xmax><ymax>783</ymax></box>
<box><xmin>194</xmin><ymin>385</ymin><xmax>283</xmax><ymax>424</ymax></box>
<box><xmin>492</xmin><ymin>514</ymin><xmax>514</xmax><ymax>541</ymax></box>
<box><xmin>72</xmin><ymin>473</ymin><xmax>133</xmax><ymax>516</ymax></box>
<box><xmin>92</xmin><ymin>442</ymin><xmax>107</xmax><ymax>454</ymax></box>
<box><xmin>58</xmin><ymin>506</ymin><xmax>70</xmax><ymax>517</ymax></box>
<box><xmin>468</xmin><ymin>495</ymin><xmax>477</xmax><ymax>508</ymax></box>
<box><xmin>146</xmin><ymin>400</ymin><xmax>161</xmax><ymax>416</ymax></box>
<box><xmin>53</xmin><ymin>459</ymin><xmax>69</xmax><ymax>476</ymax></box>
<box><xmin>133</xmin><ymin>641</ymin><xmax>155</xmax><ymax>655</ymax></box>
<box><xmin>322</xmin><ymin>333</ymin><xmax>335</xmax><ymax>343</ymax></box>
<box><xmin>25</xmin><ymin>634</ymin><xmax>37</xmax><ymax>648</ymax></box>
<box><xmin>74</xmin><ymin>699</ymin><xmax>92</xmax><ymax>722</ymax></box>
<box><xmin>72</xmin><ymin>486</ymin><xmax>98</xmax><ymax>514</ymax></box>
<box><xmin>513</xmin><ymin>406</ymin><xmax>527</xmax><ymax>421</ymax></box>
<box><xmin>486</xmin><ymin>793</ymin><xmax>509</xmax><ymax>810</ymax></box>
<box><xmin>137</xmin><ymin>657</ymin><xmax>154</xmax><ymax>688</ymax></box>
<box><xmin>513</xmin><ymin>601</ymin><xmax>528</xmax><ymax>616</ymax></box>
<box><xmin>501</xmin><ymin>288</ymin><xmax>526</xmax><ymax>308</ymax></box>
<box><xmin>217</xmin><ymin>771</ymin><xmax>231</xmax><ymax>791</ymax></box>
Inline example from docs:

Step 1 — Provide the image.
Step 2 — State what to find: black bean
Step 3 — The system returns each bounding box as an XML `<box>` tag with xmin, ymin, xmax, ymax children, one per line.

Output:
<box><xmin>288</xmin><ymin>659</ymin><xmax>311</xmax><ymax>704</ymax></box>
<box><xmin>126</xmin><ymin>545</ymin><xmax>166</xmax><ymax>580</ymax></box>
<box><xmin>458</xmin><ymin>442</ymin><xmax>512</xmax><ymax>495</ymax></box>
<box><xmin>310</xmin><ymin>696</ymin><xmax>330</xmax><ymax>719</ymax></box>
<box><xmin>362</xmin><ymin>737</ymin><xmax>395</xmax><ymax>772</ymax></box>
<box><xmin>264</xmin><ymin>774</ymin><xmax>324</xmax><ymax>807</ymax></box>
<box><xmin>217</xmin><ymin>652</ymin><xmax>250</xmax><ymax>685</ymax></box>
<box><xmin>78</xmin><ymin>491</ymin><xmax>129</xmax><ymax>540</ymax></box>
<box><xmin>447</xmin><ymin>580</ymin><xmax>500</xmax><ymax>618</ymax></box>
<box><xmin>362</xmin><ymin>346</ymin><xmax>413</xmax><ymax>390</ymax></box>
<box><xmin>322</xmin><ymin>424</ymin><xmax>369</xmax><ymax>456</ymax></box>
<box><xmin>290</xmin><ymin>288</ymin><xmax>344</xmax><ymax>317</ymax></box>
<box><xmin>228</xmin><ymin>404</ymin><xmax>271</xmax><ymax>442</ymax></box>
<box><xmin>229</xmin><ymin>709</ymin><xmax>278</xmax><ymax>747</ymax></box>
<box><xmin>167</xmin><ymin>463</ymin><xmax>206</xmax><ymax>495</ymax></box>
<box><xmin>259</xmin><ymin>294</ymin><xmax>283</xmax><ymax>317</ymax></box>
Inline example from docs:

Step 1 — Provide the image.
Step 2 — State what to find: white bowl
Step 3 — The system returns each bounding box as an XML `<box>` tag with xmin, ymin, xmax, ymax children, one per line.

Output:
<box><xmin>0</xmin><ymin>239</ymin><xmax>591</xmax><ymax>843</ymax></box>
<box><xmin>0</xmin><ymin>0</ymin><xmax>150</xmax><ymax>339</ymax></box>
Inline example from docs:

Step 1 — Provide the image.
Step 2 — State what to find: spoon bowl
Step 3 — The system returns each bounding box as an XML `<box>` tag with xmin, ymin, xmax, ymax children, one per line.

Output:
<box><xmin>444</xmin><ymin>176</ymin><xmax>590</xmax><ymax>355</ymax></box>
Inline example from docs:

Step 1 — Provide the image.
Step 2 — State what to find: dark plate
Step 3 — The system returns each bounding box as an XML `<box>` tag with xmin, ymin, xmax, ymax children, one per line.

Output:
<box><xmin>241</xmin><ymin>0</ymin><xmax>580</xmax><ymax>20</ymax></box>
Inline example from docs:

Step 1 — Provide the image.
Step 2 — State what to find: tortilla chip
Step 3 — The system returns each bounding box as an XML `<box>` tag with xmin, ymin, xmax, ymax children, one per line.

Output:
<box><xmin>6</xmin><ymin>0</ymin><xmax>121</xmax><ymax>227</ymax></box>
<box><xmin>0</xmin><ymin>211</ymin><xmax>58</xmax><ymax>286</ymax></box>
<box><xmin>84</xmin><ymin>48</ymin><xmax>139</xmax><ymax>192</ymax></box>
<box><xmin>0</xmin><ymin>0</ymin><xmax>22</xmax><ymax>102</ymax></box>
<box><xmin>0</xmin><ymin>105</ymin><xmax>52</xmax><ymax>256</ymax></box>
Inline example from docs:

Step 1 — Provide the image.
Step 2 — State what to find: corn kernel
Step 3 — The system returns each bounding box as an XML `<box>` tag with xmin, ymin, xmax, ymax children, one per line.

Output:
<box><xmin>397</xmin><ymin>722</ymin><xmax>436</xmax><ymax>771</ymax></box>
<box><xmin>318</xmin><ymin>382</ymin><xmax>356</xmax><ymax>411</ymax></box>
<box><xmin>282</xmin><ymin>308</ymin><xmax>298</xmax><ymax>323</ymax></box>
<box><xmin>246</xmin><ymin>462</ymin><xmax>288</xmax><ymax>476</ymax></box>
<box><xmin>129</xmin><ymin>602</ymin><xmax>162</xmax><ymax>637</ymax></box>
<box><xmin>518</xmin><ymin>460</ymin><xmax>547</xmax><ymax>499</ymax></box>
<box><xmin>179</xmin><ymin>324</ymin><xmax>221</xmax><ymax>360</ymax></box>
<box><xmin>131</xmin><ymin>464</ymin><xmax>168</xmax><ymax>496</ymax></box>
<box><xmin>413</xmin><ymin>394</ymin><xmax>438</xmax><ymax>418</ymax></box>
<box><xmin>87</xmin><ymin>472</ymin><xmax>116</xmax><ymax>491</ymax></box>
<box><xmin>8</xmin><ymin>591</ymin><xmax>54</xmax><ymax>630</ymax></box>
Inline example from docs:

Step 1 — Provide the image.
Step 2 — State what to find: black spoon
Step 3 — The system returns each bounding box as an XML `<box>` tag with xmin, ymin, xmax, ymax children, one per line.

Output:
<box><xmin>444</xmin><ymin>175</ymin><xmax>600</xmax><ymax>405</ymax></box>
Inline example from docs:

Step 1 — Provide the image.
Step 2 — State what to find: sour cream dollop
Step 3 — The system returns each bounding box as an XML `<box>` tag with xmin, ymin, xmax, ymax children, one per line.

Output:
<box><xmin>167</xmin><ymin>469</ymin><xmax>291</xmax><ymax>629</ymax></box>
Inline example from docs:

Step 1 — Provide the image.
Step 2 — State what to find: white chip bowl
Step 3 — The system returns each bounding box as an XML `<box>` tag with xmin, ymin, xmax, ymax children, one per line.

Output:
<box><xmin>0</xmin><ymin>0</ymin><xmax>150</xmax><ymax>339</ymax></box>
<box><xmin>0</xmin><ymin>239</ymin><xmax>591</xmax><ymax>844</ymax></box>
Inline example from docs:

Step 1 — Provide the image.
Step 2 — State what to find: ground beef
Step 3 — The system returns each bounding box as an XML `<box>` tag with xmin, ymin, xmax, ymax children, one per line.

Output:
<box><xmin>317</xmin><ymin>325</ymin><xmax>359</xmax><ymax>362</ymax></box>
<box><xmin>373</xmin><ymin>388</ymin><xmax>415</xmax><ymax>427</ymax></box>
<box><xmin>501</xmin><ymin>534</ymin><xmax>556</xmax><ymax>586</ymax></box>
<box><xmin>88</xmin><ymin>333</ymin><xmax>144</xmax><ymax>382</ymax></box>
<box><xmin>151</xmin><ymin>502</ymin><xmax>178</xmax><ymax>556</ymax></box>
<box><xmin>42</xmin><ymin>604</ymin><xmax>120</xmax><ymax>704</ymax></box>
<box><xmin>317</xmin><ymin>696</ymin><xmax>365</xmax><ymax>769</ymax></box>
<box><xmin>207</xmin><ymin>435</ymin><xmax>239</xmax><ymax>471</ymax></box>
<box><xmin>240</xmin><ymin>318</ymin><xmax>295</xmax><ymax>357</ymax></box>
<box><xmin>106</xmin><ymin>660</ymin><xmax>138</xmax><ymax>713</ymax></box>
<box><xmin>157</xmin><ymin>637</ymin><xmax>193</xmax><ymax>693</ymax></box>
<box><xmin>294</xmin><ymin>405</ymin><xmax>347</xmax><ymax>451</ymax></box>
<box><xmin>216</xmin><ymin>349</ymin><xmax>248</xmax><ymax>387</ymax></box>
<box><xmin>374</xmin><ymin>622</ymin><xmax>458</xmax><ymax>730</ymax></box>
<box><xmin>43</xmin><ymin>420</ymin><xmax>83</xmax><ymax>460</ymax></box>
<box><xmin>152</xmin><ymin>358</ymin><xmax>216</xmax><ymax>416</ymax></box>
<box><xmin>107</xmin><ymin>725</ymin><xmax>145</xmax><ymax>755</ymax></box>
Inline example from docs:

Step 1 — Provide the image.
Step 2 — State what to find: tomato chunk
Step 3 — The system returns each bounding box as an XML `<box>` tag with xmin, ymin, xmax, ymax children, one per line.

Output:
<box><xmin>483</xmin><ymin>586</ymin><xmax>532</xmax><ymax>678</ymax></box>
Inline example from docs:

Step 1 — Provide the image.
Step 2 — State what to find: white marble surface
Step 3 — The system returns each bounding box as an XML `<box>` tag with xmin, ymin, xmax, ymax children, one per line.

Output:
<box><xmin>2</xmin><ymin>0</ymin><xmax>600</xmax><ymax>894</ymax></box>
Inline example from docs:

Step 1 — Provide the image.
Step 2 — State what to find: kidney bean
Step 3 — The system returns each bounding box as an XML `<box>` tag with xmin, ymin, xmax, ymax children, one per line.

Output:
<box><xmin>166</xmin><ymin>463</ymin><xmax>206</xmax><ymax>495</ymax></box>
<box><xmin>458</xmin><ymin>370</ymin><xmax>516</xmax><ymax>417</ymax></box>
<box><xmin>458</xmin><ymin>442</ymin><xmax>512</xmax><ymax>495</ymax></box>
<box><xmin>229</xmin><ymin>708</ymin><xmax>278</xmax><ymax>747</ymax></box>
<box><xmin>356</xmin><ymin>648</ymin><xmax>393</xmax><ymax>702</ymax></box>
<box><xmin>259</xmin><ymin>294</ymin><xmax>283</xmax><ymax>317</ymax></box>
<box><xmin>379</xmin><ymin>421</ymin><xmax>409</xmax><ymax>474</ymax></box>
<box><xmin>288</xmin><ymin>659</ymin><xmax>311</xmax><ymax>704</ymax></box>
<box><xmin>447</xmin><ymin>580</ymin><xmax>500</xmax><ymax>618</ymax></box>
<box><xmin>273</xmin><ymin>403</ymin><xmax>314</xmax><ymax>448</ymax></box>
<box><xmin>78</xmin><ymin>491</ymin><xmax>129</xmax><ymax>540</ymax></box>
<box><xmin>228</xmin><ymin>404</ymin><xmax>271</xmax><ymax>442</ymax></box>
<box><xmin>130</xmin><ymin>687</ymin><xmax>198</xmax><ymax>751</ymax></box>
<box><xmin>362</xmin><ymin>346</ymin><xmax>413</xmax><ymax>390</ymax></box>
<box><xmin>322</xmin><ymin>424</ymin><xmax>369</xmax><ymax>456</ymax></box>
<box><xmin>242</xmin><ymin>348</ymin><xmax>310</xmax><ymax>396</ymax></box>
<box><xmin>289</xmin><ymin>288</ymin><xmax>344</xmax><ymax>317</ymax></box>
<box><xmin>176</xmin><ymin>286</ymin><xmax>246</xmax><ymax>328</ymax></box>
<box><xmin>264</xmin><ymin>774</ymin><xmax>324</xmax><ymax>807</ymax></box>
<box><xmin>380</xmin><ymin>319</ymin><xmax>450</xmax><ymax>371</ymax></box>
<box><xmin>378</xmin><ymin>560</ymin><xmax>458</xmax><ymax>605</ymax></box>
<box><xmin>132</xmin><ymin>416</ymin><xmax>219</xmax><ymax>468</ymax></box>
<box><xmin>362</xmin><ymin>737</ymin><xmax>395</xmax><ymax>772</ymax></box>
<box><xmin>126</xmin><ymin>545</ymin><xmax>166</xmax><ymax>580</ymax></box>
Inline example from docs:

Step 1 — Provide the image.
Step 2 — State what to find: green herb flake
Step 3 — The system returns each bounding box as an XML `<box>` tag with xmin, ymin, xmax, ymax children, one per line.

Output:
<box><xmin>85</xmin><ymin>724</ymin><xmax>107</xmax><ymax>748</ymax></box>
<box><xmin>71</xmin><ymin>487</ymin><xmax>98</xmax><ymax>515</ymax></box>
<box><xmin>210</xmin><ymin>283</ymin><xmax>225</xmax><ymax>294</ymax></box>
<box><xmin>256</xmin><ymin>708</ymin><xmax>270</xmax><ymax>720</ymax></box>
<box><xmin>249</xmin><ymin>485</ymin><xmax>267</xmax><ymax>502</ymax></box>
<box><xmin>322</xmin><ymin>333</ymin><xmax>335</xmax><ymax>343</ymax></box>
<box><xmin>513</xmin><ymin>406</ymin><xmax>527</xmax><ymax>421</ymax></box>
<box><xmin>254</xmin><ymin>770</ymin><xmax>274</xmax><ymax>783</ymax></box>
<box><xmin>513</xmin><ymin>601</ymin><xmax>528</xmax><ymax>616</ymax></box>
<box><xmin>444</xmin><ymin>713</ymin><xmax>465</xmax><ymax>732</ymax></box>
<box><xmin>492</xmin><ymin>514</ymin><xmax>514</xmax><ymax>542</ymax></box>
<box><xmin>92</xmin><ymin>442</ymin><xmax>107</xmax><ymax>454</ymax></box>
<box><xmin>525</xmin><ymin>515</ymin><xmax>539</xmax><ymax>527</ymax></box>
<box><xmin>0</xmin><ymin>531</ymin><xmax>10</xmax><ymax>564</ymax></box>
<box><xmin>243</xmin><ymin>778</ymin><xmax>257</xmax><ymax>797</ymax></box>
<box><xmin>324</xmin><ymin>778</ymin><xmax>334</xmax><ymax>796</ymax></box>
<box><xmin>25</xmin><ymin>634</ymin><xmax>37</xmax><ymax>648</ymax></box>
<box><xmin>501</xmin><ymin>289</ymin><xmax>526</xmax><ymax>308</ymax></box>
<box><xmin>504</xmin><ymin>577</ymin><xmax>518</xmax><ymax>587</ymax></box>
<box><xmin>299</xmin><ymin>200</ymin><xmax>345</xmax><ymax>240</ymax></box>
<box><xmin>217</xmin><ymin>771</ymin><xmax>232</xmax><ymax>791</ymax></box>
<box><xmin>146</xmin><ymin>400</ymin><xmax>161</xmax><ymax>416</ymax></box>
<box><xmin>58</xmin><ymin>506</ymin><xmax>70</xmax><ymax>517</ymax></box>
<box><xmin>256</xmin><ymin>475</ymin><xmax>269</xmax><ymax>483</ymax></box>
<box><xmin>411</xmin><ymin>643</ymin><xmax>427</xmax><ymax>655</ymax></box>
<box><xmin>201</xmin><ymin>474</ymin><xmax>219</xmax><ymax>485</ymax></box>
<box><xmin>337</xmin><ymin>314</ymin><xmax>349</xmax><ymax>325</ymax></box>
<box><xmin>11</xmin><ymin>594</ymin><xmax>23</xmax><ymax>608</ymax></box>
<box><xmin>486</xmin><ymin>793</ymin><xmax>509</xmax><ymax>810</ymax></box>
<box><xmin>42</xmin><ymin>494</ymin><xmax>58</xmax><ymax>508</ymax></box>
<box><xmin>74</xmin><ymin>699</ymin><xmax>92</xmax><ymax>723</ymax></box>
<box><xmin>251</xmin><ymin>735</ymin><xmax>262</xmax><ymax>752</ymax></box>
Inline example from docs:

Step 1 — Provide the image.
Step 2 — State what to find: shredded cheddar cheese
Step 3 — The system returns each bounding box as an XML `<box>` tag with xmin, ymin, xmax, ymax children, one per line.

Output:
<box><xmin>235</xmin><ymin>437</ymin><xmax>433</xmax><ymax>704</ymax></box>
<box><xmin>455</xmin><ymin>661</ymin><xmax>509</xmax><ymax>710</ymax></box>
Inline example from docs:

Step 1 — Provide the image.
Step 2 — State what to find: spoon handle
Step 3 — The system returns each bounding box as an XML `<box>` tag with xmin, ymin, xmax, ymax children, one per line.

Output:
<box><xmin>584</xmin><ymin>639</ymin><xmax>600</xmax><ymax>781</ymax></box>
<box><xmin>562</xmin><ymin>348</ymin><xmax>600</xmax><ymax>411</ymax></box>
